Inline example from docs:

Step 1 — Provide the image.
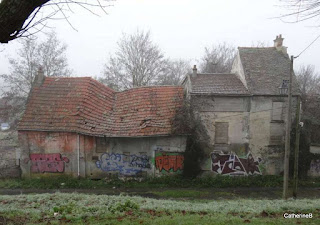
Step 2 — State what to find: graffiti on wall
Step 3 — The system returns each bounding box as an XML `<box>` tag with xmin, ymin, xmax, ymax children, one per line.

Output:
<box><xmin>155</xmin><ymin>152</ymin><xmax>184</xmax><ymax>172</ymax></box>
<box><xmin>211</xmin><ymin>151</ymin><xmax>261</xmax><ymax>175</ymax></box>
<box><xmin>310</xmin><ymin>159</ymin><xmax>320</xmax><ymax>174</ymax></box>
<box><xmin>96</xmin><ymin>153</ymin><xmax>151</xmax><ymax>175</ymax></box>
<box><xmin>25</xmin><ymin>153</ymin><xmax>70</xmax><ymax>173</ymax></box>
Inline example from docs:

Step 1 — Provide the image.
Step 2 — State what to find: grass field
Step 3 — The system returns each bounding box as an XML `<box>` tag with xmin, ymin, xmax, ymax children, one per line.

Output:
<box><xmin>0</xmin><ymin>193</ymin><xmax>319</xmax><ymax>224</ymax></box>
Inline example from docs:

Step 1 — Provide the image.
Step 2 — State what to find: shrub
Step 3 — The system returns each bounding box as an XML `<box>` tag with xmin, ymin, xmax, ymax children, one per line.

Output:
<box><xmin>108</xmin><ymin>200</ymin><xmax>140</xmax><ymax>213</ymax></box>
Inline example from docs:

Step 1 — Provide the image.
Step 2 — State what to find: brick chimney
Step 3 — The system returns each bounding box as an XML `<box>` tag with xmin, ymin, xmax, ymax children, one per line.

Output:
<box><xmin>273</xmin><ymin>34</ymin><xmax>287</xmax><ymax>54</ymax></box>
<box><xmin>33</xmin><ymin>66</ymin><xmax>45</xmax><ymax>87</ymax></box>
<box><xmin>192</xmin><ymin>65</ymin><xmax>197</xmax><ymax>77</ymax></box>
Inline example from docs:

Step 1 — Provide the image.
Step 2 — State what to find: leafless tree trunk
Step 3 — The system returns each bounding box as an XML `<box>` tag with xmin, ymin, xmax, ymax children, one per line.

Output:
<box><xmin>0</xmin><ymin>0</ymin><xmax>49</xmax><ymax>43</ymax></box>
<box><xmin>0</xmin><ymin>0</ymin><xmax>112</xmax><ymax>43</ymax></box>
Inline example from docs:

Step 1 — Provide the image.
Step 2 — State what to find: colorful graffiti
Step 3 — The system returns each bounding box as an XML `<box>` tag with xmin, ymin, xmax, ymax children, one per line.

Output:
<box><xmin>96</xmin><ymin>153</ymin><xmax>151</xmax><ymax>175</ymax></box>
<box><xmin>211</xmin><ymin>151</ymin><xmax>261</xmax><ymax>175</ymax></box>
<box><xmin>155</xmin><ymin>152</ymin><xmax>184</xmax><ymax>172</ymax></box>
<box><xmin>25</xmin><ymin>153</ymin><xmax>70</xmax><ymax>173</ymax></box>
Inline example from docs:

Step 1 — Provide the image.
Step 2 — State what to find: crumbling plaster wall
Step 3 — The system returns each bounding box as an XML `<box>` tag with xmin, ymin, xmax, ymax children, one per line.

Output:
<box><xmin>88</xmin><ymin>136</ymin><xmax>187</xmax><ymax>178</ymax></box>
<box><xmin>250</xmin><ymin>96</ymin><xmax>298</xmax><ymax>175</ymax></box>
<box><xmin>18</xmin><ymin>131</ymin><xmax>83</xmax><ymax>177</ymax></box>
<box><xmin>191</xmin><ymin>95</ymin><xmax>299</xmax><ymax>175</ymax></box>
<box><xmin>0</xmin><ymin>131</ymin><xmax>20</xmax><ymax>178</ymax></box>
<box><xmin>191</xmin><ymin>96</ymin><xmax>251</xmax><ymax>172</ymax></box>
<box><xmin>18</xmin><ymin>131</ymin><xmax>187</xmax><ymax>178</ymax></box>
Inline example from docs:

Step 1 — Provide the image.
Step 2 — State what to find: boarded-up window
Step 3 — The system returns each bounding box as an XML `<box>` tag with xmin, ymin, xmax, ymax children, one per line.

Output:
<box><xmin>270</xmin><ymin>123</ymin><xmax>284</xmax><ymax>145</ymax></box>
<box><xmin>215</xmin><ymin>122</ymin><xmax>229</xmax><ymax>144</ymax></box>
<box><xmin>272</xmin><ymin>102</ymin><xmax>284</xmax><ymax>121</ymax></box>
<box><xmin>96</xmin><ymin>137</ymin><xmax>108</xmax><ymax>153</ymax></box>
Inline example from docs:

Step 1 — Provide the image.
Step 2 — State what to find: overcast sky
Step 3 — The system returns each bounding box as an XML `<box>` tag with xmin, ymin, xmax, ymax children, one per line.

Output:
<box><xmin>0</xmin><ymin>0</ymin><xmax>320</xmax><ymax>80</ymax></box>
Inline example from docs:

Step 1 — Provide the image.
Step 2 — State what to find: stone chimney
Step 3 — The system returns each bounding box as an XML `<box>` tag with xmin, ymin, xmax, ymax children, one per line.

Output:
<box><xmin>273</xmin><ymin>34</ymin><xmax>287</xmax><ymax>54</ymax></box>
<box><xmin>33</xmin><ymin>66</ymin><xmax>45</xmax><ymax>87</ymax></box>
<box><xmin>192</xmin><ymin>65</ymin><xmax>197</xmax><ymax>77</ymax></box>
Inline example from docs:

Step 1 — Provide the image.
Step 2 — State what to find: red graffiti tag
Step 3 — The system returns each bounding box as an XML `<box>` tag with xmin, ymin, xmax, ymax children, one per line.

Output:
<box><xmin>27</xmin><ymin>153</ymin><xmax>69</xmax><ymax>173</ymax></box>
<box><xmin>155</xmin><ymin>153</ymin><xmax>184</xmax><ymax>172</ymax></box>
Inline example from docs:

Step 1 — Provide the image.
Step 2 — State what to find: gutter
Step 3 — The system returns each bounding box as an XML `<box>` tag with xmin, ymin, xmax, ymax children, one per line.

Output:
<box><xmin>17</xmin><ymin>128</ymin><xmax>189</xmax><ymax>138</ymax></box>
<box><xmin>190</xmin><ymin>92</ymin><xmax>252</xmax><ymax>97</ymax></box>
<box><xmin>77</xmin><ymin>134</ymin><xmax>80</xmax><ymax>178</ymax></box>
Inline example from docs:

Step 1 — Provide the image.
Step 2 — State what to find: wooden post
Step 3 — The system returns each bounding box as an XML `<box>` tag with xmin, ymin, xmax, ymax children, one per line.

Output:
<box><xmin>293</xmin><ymin>96</ymin><xmax>301</xmax><ymax>198</ymax></box>
<box><xmin>283</xmin><ymin>55</ymin><xmax>293</xmax><ymax>200</ymax></box>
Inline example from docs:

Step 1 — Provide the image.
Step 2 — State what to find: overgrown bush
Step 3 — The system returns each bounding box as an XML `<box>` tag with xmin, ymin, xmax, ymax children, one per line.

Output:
<box><xmin>172</xmin><ymin>98</ymin><xmax>207</xmax><ymax>178</ymax></box>
<box><xmin>108</xmin><ymin>199</ymin><xmax>140</xmax><ymax>213</ymax></box>
<box><xmin>289</xmin><ymin>119</ymin><xmax>320</xmax><ymax>178</ymax></box>
<box><xmin>183</xmin><ymin>134</ymin><xmax>205</xmax><ymax>178</ymax></box>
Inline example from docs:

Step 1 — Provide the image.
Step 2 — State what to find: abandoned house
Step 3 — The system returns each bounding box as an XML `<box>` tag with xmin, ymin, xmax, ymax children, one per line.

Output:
<box><xmin>182</xmin><ymin>35</ymin><xmax>300</xmax><ymax>176</ymax></box>
<box><xmin>18</xmin><ymin>69</ymin><xmax>186</xmax><ymax>178</ymax></box>
<box><xmin>17</xmin><ymin>34</ymin><xmax>306</xmax><ymax>178</ymax></box>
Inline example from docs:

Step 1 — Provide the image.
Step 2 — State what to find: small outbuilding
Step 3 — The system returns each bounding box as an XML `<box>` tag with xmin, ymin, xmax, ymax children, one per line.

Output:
<box><xmin>18</xmin><ymin>70</ymin><xmax>187</xmax><ymax>178</ymax></box>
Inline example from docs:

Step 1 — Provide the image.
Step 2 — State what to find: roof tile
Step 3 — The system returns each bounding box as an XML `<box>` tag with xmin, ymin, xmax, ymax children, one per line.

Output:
<box><xmin>18</xmin><ymin>77</ymin><xmax>184</xmax><ymax>137</ymax></box>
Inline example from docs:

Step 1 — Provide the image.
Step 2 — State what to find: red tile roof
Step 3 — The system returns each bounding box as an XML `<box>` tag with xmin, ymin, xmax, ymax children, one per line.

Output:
<box><xmin>18</xmin><ymin>77</ymin><xmax>184</xmax><ymax>137</ymax></box>
<box><xmin>189</xmin><ymin>73</ymin><xmax>250</xmax><ymax>95</ymax></box>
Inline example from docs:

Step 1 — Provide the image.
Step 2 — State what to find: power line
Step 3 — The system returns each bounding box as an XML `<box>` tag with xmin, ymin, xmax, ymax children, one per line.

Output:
<box><xmin>295</xmin><ymin>33</ymin><xmax>320</xmax><ymax>58</ymax></box>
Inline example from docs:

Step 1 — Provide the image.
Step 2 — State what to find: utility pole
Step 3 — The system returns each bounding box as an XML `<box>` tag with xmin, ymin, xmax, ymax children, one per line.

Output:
<box><xmin>283</xmin><ymin>55</ymin><xmax>293</xmax><ymax>200</ymax></box>
<box><xmin>293</xmin><ymin>96</ymin><xmax>301</xmax><ymax>198</ymax></box>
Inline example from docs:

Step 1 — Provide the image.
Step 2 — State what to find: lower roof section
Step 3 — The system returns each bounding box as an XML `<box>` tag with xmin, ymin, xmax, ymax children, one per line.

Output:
<box><xmin>18</xmin><ymin>77</ymin><xmax>185</xmax><ymax>137</ymax></box>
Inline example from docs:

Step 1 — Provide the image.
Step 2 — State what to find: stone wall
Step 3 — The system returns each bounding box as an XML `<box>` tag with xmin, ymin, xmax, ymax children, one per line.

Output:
<box><xmin>0</xmin><ymin>131</ymin><xmax>20</xmax><ymax>178</ymax></box>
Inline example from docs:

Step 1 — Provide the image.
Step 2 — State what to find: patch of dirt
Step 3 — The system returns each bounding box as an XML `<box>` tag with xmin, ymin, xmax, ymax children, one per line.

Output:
<box><xmin>0</xmin><ymin>215</ymin><xmax>27</xmax><ymax>225</ymax></box>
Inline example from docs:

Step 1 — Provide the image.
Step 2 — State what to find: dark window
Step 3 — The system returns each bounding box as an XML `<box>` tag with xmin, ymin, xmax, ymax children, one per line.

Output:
<box><xmin>96</xmin><ymin>137</ymin><xmax>108</xmax><ymax>153</ymax></box>
<box><xmin>215</xmin><ymin>122</ymin><xmax>229</xmax><ymax>144</ymax></box>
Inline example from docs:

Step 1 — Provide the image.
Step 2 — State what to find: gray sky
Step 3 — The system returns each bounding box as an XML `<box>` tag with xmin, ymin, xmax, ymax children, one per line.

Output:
<box><xmin>0</xmin><ymin>0</ymin><xmax>320</xmax><ymax>80</ymax></box>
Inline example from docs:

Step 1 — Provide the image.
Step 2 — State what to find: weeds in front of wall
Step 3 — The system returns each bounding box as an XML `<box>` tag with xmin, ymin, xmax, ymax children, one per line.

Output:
<box><xmin>151</xmin><ymin>190</ymin><xmax>210</xmax><ymax>198</ymax></box>
<box><xmin>0</xmin><ymin>175</ymin><xmax>320</xmax><ymax>189</ymax></box>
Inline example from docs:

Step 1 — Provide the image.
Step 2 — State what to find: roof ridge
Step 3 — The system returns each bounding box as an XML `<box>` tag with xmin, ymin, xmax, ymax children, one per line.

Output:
<box><xmin>197</xmin><ymin>73</ymin><xmax>236</xmax><ymax>75</ymax></box>
<box><xmin>116</xmin><ymin>85</ymin><xmax>183</xmax><ymax>92</ymax></box>
<box><xmin>88</xmin><ymin>77</ymin><xmax>116</xmax><ymax>93</ymax></box>
<box><xmin>46</xmin><ymin>76</ymin><xmax>92</xmax><ymax>79</ymax></box>
<box><xmin>238</xmin><ymin>47</ymin><xmax>275</xmax><ymax>49</ymax></box>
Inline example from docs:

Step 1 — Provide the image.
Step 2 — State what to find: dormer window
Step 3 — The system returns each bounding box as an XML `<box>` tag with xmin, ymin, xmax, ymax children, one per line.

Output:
<box><xmin>279</xmin><ymin>80</ymin><xmax>289</xmax><ymax>95</ymax></box>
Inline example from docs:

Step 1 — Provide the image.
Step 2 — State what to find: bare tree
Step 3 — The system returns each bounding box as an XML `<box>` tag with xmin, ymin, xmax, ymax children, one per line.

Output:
<box><xmin>279</xmin><ymin>0</ymin><xmax>320</xmax><ymax>24</ymax></box>
<box><xmin>250</xmin><ymin>41</ymin><xmax>269</xmax><ymax>47</ymax></box>
<box><xmin>0</xmin><ymin>0</ymin><xmax>113</xmax><ymax>43</ymax></box>
<box><xmin>297</xmin><ymin>65</ymin><xmax>320</xmax><ymax>97</ymax></box>
<box><xmin>101</xmin><ymin>30</ymin><xmax>168</xmax><ymax>91</ymax></box>
<box><xmin>157</xmin><ymin>59</ymin><xmax>191</xmax><ymax>85</ymax></box>
<box><xmin>199</xmin><ymin>43</ymin><xmax>236</xmax><ymax>73</ymax></box>
<box><xmin>296</xmin><ymin>65</ymin><xmax>320</xmax><ymax>115</ymax></box>
<box><xmin>1</xmin><ymin>31</ymin><xmax>72</xmax><ymax>97</ymax></box>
